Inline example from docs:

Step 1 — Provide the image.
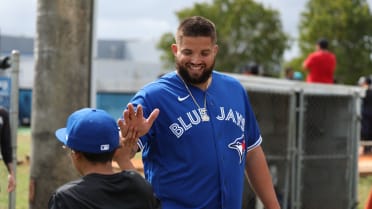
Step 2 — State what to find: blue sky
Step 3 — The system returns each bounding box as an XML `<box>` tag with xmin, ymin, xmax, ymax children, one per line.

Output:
<box><xmin>0</xmin><ymin>0</ymin><xmax>371</xmax><ymax>60</ymax></box>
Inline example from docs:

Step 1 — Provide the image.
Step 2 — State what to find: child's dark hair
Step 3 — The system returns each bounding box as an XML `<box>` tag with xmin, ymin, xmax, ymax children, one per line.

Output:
<box><xmin>77</xmin><ymin>150</ymin><xmax>116</xmax><ymax>163</ymax></box>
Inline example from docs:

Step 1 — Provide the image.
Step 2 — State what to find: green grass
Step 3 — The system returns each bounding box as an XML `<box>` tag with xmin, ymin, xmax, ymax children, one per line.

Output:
<box><xmin>359</xmin><ymin>175</ymin><xmax>372</xmax><ymax>209</ymax></box>
<box><xmin>0</xmin><ymin>127</ymin><xmax>371</xmax><ymax>209</ymax></box>
<box><xmin>0</xmin><ymin>127</ymin><xmax>30</xmax><ymax>209</ymax></box>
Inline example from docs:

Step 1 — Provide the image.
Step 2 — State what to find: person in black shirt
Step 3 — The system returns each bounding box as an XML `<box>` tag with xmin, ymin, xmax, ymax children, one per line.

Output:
<box><xmin>358</xmin><ymin>76</ymin><xmax>372</xmax><ymax>153</ymax></box>
<box><xmin>0</xmin><ymin>107</ymin><xmax>15</xmax><ymax>192</ymax></box>
<box><xmin>48</xmin><ymin>108</ymin><xmax>160</xmax><ymax>209</ymax></box>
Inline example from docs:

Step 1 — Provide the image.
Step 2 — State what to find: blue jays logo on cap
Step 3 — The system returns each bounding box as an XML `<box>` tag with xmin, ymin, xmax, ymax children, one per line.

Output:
<box><xmin>55</xmin><ymin>108</ymin><xmax>119</xmax><ymax>153</ymax></box>
<box><xmin>228</xmin><ymin>134</ymin><xmax>246</xmax><ymax>164</ymax></box>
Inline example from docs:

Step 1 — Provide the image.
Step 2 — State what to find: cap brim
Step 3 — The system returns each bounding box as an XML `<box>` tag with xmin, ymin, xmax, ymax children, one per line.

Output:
<box><xmin>55</xmin><ymin>128</ymin><xmax>68</xmax><ymax>145</ymax></box>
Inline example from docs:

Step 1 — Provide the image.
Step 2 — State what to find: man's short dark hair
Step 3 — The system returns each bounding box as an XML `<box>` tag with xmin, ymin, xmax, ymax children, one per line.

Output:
<box><xmin>176</xmin><ymin>16</ymin><xmax>217</xmax><ymax>44</ymax></box>
<box><xmin>249</xmin><ymin>64</ymin><xmax>259</xmax><ymax>75</ymax></box>
<box><xmin>317</xmin><ymin>38</ymin><xmax>328</xmax><ymax>49</ymax></box>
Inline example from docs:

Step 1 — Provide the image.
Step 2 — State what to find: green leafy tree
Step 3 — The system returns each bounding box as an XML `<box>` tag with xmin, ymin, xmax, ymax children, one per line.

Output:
<box><xmin>157</xmin><ymin>0</ymin><xmax>289</xmax><ymax>77</ymax></box>
<box><xmin>297</xmin><ymin>0</ymin><xmax>372</xmax><ymax>84</ymax></box>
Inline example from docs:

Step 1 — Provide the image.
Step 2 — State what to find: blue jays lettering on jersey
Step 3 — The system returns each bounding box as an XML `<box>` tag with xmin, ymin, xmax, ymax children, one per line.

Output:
<box><xmin>129</xmin><ymin>71</ymin><xmax>262</xmax><ymax>209</ymax></box>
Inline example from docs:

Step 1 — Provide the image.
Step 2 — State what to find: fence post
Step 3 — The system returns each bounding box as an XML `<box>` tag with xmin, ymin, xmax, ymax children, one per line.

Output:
<box><xmin>8</xmin><ymin>50</ymin><xmax>19</xmax><ymax>209</ymax></box>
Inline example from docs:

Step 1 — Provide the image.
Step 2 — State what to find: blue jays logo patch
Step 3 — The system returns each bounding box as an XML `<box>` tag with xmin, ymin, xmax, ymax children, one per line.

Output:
<box><xmin>228</xmin><ymin>134</ymin><xmax>246</xmax><ymax>164</ymax></box>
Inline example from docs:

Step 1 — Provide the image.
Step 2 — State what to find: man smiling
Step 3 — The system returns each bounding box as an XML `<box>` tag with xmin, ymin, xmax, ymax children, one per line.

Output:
<box><xmin>118</xmin><ymin>16</ymin><xmax>280</xmax><ymax>209</ymax></box>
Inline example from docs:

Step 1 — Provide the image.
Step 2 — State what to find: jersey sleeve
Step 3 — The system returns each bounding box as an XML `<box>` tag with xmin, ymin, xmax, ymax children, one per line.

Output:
<box><xmin>48</xmin><ymin>193</ymin><xmax>67</xmax><ymax>209</ymax></box>
<box><xmin>243</xmin><ymin>90</ymin><xmax>262</xmax><ymax>151</ymax></box>
<box><xmin>126</xmin><ymin>170</ymin><xmax>162</xmax><ymax>209</ymax></box>
<box><xmin>0</xmin><ymin>108</ymin><xmax>12</xmax><ymax>165</ymax></box>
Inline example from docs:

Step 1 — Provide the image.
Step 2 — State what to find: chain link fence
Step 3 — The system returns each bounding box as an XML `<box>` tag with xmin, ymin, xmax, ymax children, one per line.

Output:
<box><xmin>232</xmin><ymin>74</ymin><xmax>363</xmax><ymax>209</ymax></box>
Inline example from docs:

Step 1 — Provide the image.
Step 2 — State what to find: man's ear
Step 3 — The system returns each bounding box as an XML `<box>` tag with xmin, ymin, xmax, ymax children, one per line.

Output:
<box><xmin>213</xmin><ymin>44</ymin><xmax>219</xmax><ymax>56</ymax></box>
<box><xmin>171</xmin><ymin>44</ymin><xmax>178</xmax><ymax>56</ymax></box>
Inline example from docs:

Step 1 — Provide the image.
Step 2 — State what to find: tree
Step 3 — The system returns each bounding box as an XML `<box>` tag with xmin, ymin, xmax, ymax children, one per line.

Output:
<box><xmin>297</xmin><ymin>0</ymin><xmax>372</xmax><ymax>84</ymax></box>
<box><xmin>30</xmin><ymin>0</ymin><xmax>93</xmax><ymax>208</ymax></box>
<box><xmin>157</xmin><ymin>0</ymin><xmax>289</xmax><ymax>77</ymax></box>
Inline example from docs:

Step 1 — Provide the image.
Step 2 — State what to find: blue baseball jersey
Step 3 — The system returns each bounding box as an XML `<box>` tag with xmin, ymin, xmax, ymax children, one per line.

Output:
<box><xmin>129</xmin><ymin>71</ymin><xmax>262</xmax><ymax>209</ymax></box>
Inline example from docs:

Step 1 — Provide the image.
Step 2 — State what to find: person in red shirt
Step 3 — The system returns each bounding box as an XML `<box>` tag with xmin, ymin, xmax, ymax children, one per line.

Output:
<box><xmin>365</xmin><ymin>187</ymin><xmax>372</xmax><ymax>209</ymax></box>
<box><xmin>303</xmin><ymin>38</ymin><xmax>336</xmax><ymax>84</ymax></box>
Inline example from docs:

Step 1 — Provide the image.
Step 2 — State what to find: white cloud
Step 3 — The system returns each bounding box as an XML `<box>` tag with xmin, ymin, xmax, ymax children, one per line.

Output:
<box><xmin>94</xmin><ymin>0</ymin><xmax>209</xmax><ymax>39</ymax></box>
<box><xmin>97</xmin><ymin>17</ymin><xmax>173</xmax><ymax>40</ymax></box>
<box><xmin>0</xmin><ymin>0</ymin><xmax>37</xmax><ymax>37</ymax></box>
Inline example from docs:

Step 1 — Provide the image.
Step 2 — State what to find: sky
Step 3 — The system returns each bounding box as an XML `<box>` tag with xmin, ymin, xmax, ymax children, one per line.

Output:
<box><xmin>0</xmin><ymin>0</ymin><xmax>371</xmax><ymax>60</ymax></box>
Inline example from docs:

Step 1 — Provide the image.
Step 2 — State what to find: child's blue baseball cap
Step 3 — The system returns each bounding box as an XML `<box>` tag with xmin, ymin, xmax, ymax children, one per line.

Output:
<box><xmin>55</xmin><ymin>108</ymin><xmax>119</xmax><ymax>153</ymax></box>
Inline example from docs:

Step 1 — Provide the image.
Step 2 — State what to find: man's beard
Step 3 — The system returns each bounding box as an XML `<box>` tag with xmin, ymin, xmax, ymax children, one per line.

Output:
<box><xmin>176</xmin><ymin>61</ymin><xmax>214</xmax><ymax>85</ymax></box>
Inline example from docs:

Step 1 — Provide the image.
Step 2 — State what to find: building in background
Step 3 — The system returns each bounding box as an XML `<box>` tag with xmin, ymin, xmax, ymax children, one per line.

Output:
<box><xmin>0</xmin><ymin>35</ymin><xmax>168</xmax><ymax>125</ymax></box>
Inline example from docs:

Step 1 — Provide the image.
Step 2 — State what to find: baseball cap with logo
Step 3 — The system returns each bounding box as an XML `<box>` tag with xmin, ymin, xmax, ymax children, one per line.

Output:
<box><xmin>55</xmin><ymin>108</ymin><xmax>119</xmax><ymax>153</ymax></box>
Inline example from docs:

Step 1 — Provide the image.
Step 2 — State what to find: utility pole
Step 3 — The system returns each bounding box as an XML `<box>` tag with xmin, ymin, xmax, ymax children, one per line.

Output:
<box><xmin>30</xmin><ymin>1</ymin><xmax>94</xmax><ymax>208</ymax></box>
<box><xmin>9</xmin><ymin>50</ymin><xmax>19</xmax><ymax>209</ymax></box>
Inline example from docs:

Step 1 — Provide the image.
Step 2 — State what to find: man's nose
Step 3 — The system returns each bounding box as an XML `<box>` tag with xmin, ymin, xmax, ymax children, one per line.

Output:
<box><xmin>190</xmin><ymin>54</ymin><xmax>203</xmax><ymax>63</ymax></box>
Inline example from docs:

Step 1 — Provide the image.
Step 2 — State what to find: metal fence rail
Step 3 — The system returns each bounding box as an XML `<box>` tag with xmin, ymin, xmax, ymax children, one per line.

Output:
<box><xmin>232</xmin><ymin>74</ymin><xmax>363</xmax><ymax>209</ymax></box>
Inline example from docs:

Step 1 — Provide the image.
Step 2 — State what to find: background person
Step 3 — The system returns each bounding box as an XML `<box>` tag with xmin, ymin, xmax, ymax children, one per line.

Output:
<box><xmin>118</xmin><ymin>16</ymin><xmax>280</xmax><ymax>209</ymax></box>
<box><xmin>284</xmin><ymin>67</ymin><xmax>303</xmax><ymax>81</ymax></box>
<box><xmin>303</xmin><ymin>38</ymin><xmax>336</xmax><ymax>84</ymax></box>
<box><xmin>358</xmin><ymin>75</ymin><xmax>372</xmax><ymax>154</ymax></box>
<box><xmin>48</xmin><ymin>108</ymin><xmax>160</xmax><ymax>209</ymax></box>
<box><xmin>293</xmin><ymin>71</ymin><xmax>303</xmax><ymax>81</ymax></box>
<box><xmin>0</xmin><ymin>107</ymin><xmax>15</xmax><ymax>193</ymax></box>
<box><xmin>284</xmin><ymin>67</ymin><xmax>294</xmax><ymax>80</ymax></box>
<box><xmin>242</xmin><ymin>63</ymin><xmax>260</xmax><ymax>76</ymax></box>
<box><xmin>365</xmin><ymin>187</ymin><xmax>372</xmax><ymax>209</ymax></box>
